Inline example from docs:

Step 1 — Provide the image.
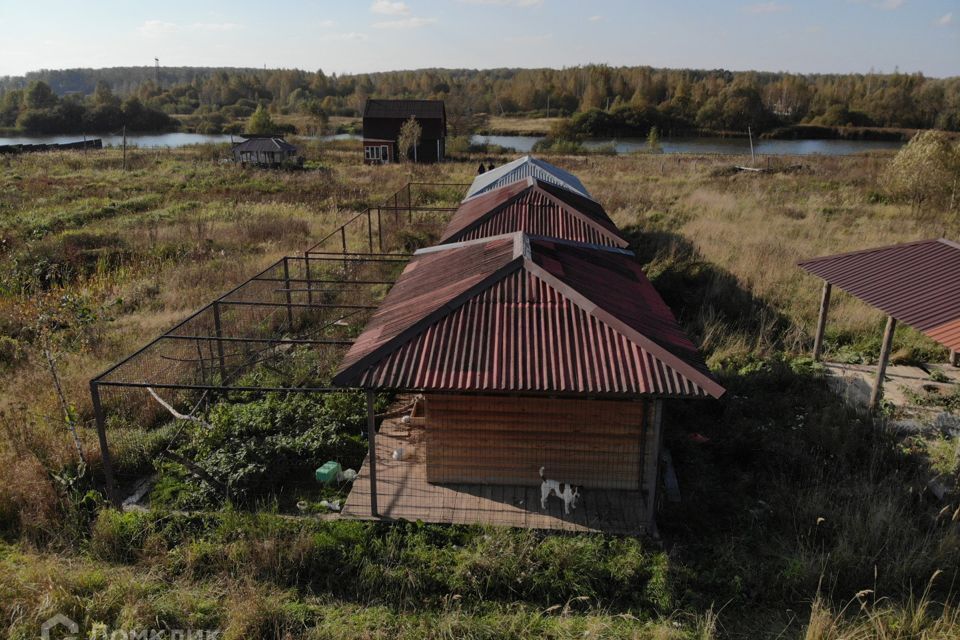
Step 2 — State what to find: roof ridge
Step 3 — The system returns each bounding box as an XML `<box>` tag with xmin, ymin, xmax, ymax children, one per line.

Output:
<box><xmin>524</xmin><ymin>260</ymin><xmax>725</xmax><ymax>399</ymax></box>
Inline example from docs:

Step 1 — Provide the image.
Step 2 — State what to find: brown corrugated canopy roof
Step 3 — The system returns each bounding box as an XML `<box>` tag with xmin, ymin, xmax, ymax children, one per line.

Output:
<box><xmin>798</xmin><ymin>238</ymin><xmax>960</xmax><ymax>351</ymax></box>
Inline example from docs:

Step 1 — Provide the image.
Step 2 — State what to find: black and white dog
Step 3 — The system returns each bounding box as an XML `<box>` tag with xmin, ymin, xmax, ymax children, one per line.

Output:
<box><xmin>539</xmin><ymin>466</ymin><xmax>581</xmax><ymax>514</ymax></box>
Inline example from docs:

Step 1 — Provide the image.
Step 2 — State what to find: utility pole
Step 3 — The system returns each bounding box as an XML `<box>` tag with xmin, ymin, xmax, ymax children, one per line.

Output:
<box><xmin>122</xmin><ymin>125</ymin><xmax>127</xmax><ymax>171</ymax></box>
<box><xmin>546</xmin><ymin>95</ymin><xmax>550</xmax><ymax>118</ymax></box>
<box><xmin>748</xmin><ymin>126</ymin><xmax>755</xmax><ymax>165</ymax></box>
<box><xmin>155</xmin><ymin>58</ymin><xmax>160</xmax><ymax>86</ymax></box>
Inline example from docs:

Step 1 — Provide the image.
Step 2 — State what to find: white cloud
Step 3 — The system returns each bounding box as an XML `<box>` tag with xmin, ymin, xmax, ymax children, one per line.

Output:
<box><xmin>460</xmin><ymin>0</ymin><xmax>544</xmax><ymax>7</ymax></box>
<box><xmin>319</xmin><ymin>31</ymin><xmax>368</xmax><ymax>41</ymax></box>
<box><xmin>848</xmin><ymin>0</ymin><xmax>905</xmax><ymax>10</ymax></box>
<box><xmin>137</xmin><ymin>20</ymin><xmax>242</xmax><ymax>36</ymax></box>
<box><xmin>742</xmin><ymin>2</ymin><xmax>789</xmax><ymax>14</ymax></box>
<box><xmin>372</xmin><ymin>16</ymin><xmax>438</xmax><ymax>28</ymax></box>
<box><xmin>316</xmin><ymin>19</ymin><xmax>337</xmax><ymax>28</ymax></box>
<box><xmin>936</xmin><ymin>12</ymin><xmax>953</xmax><ymax>26</ymax></box>
<box><xmin>588</xmin><ymin>15</ymin><xmax>603</xmax><ymax>22</ymax></box>
<box><xmin>191</xmin><ymin>22</ymin><xmax>242</xmax><ymax>32</ymax></box>
<box><xmin>370</xmin><ymin>0</ymin><xmax>410</xmax><ymax>15</ymax></box>
<box><xmin>138</xmin><ymin>20</ymin><xmax>179</xmax><ymax>36</ymax></box>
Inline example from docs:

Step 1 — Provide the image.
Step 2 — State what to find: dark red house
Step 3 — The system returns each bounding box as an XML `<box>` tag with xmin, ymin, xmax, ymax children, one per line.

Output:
<box><xmin>362</xmin><ymin>99</ymin><xmax>446</xmax><ymax>164</ymax></box>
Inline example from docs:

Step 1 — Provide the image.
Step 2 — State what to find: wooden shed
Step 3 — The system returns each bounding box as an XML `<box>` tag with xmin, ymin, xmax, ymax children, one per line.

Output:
<box><xmin>231</xmin><ymin>136</ymin><xmax>300</xmax><ymax>168</ymax></box>
<box><xmin>334</xmin><ymin>233</ymin><xmax>723</xmax><ymax>534</ymax></box>
<box><xmin>362</xmin><ymin>99</ymin><xmax>446</xmax><ymax>164</ymax></box>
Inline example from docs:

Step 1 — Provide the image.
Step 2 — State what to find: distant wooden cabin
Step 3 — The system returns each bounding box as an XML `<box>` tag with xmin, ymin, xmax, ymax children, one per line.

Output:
<box><xmin>362</xmin><ymin>99</ymin><xmax>446</xmax><ymax>164</ymax></box>
<box><xmin>232</xmin><ymin>136</ymin><xmax>300</xmax><ymax>168</ymax></box>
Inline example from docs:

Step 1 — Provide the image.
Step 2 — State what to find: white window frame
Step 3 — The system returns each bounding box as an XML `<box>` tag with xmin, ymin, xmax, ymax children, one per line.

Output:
<box><xmin>365</xmin><ymin>144</ymin><xmax>390</xmax><ymax>163</ymax></box>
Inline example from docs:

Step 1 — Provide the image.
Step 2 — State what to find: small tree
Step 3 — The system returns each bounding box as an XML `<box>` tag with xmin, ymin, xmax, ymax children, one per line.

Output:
<box><xmin>247</xmin><ymin>105</ymin><xmax>276</xmax><ymax>135</ymax></box>
<box><xmin>647</xmin><ymin>125</ymin><xmax>662</xmax><ymax>153</ymax></box>
<box><xmin>397</xmin><ymin>116</ymin><xmax>423</xmax><ymax>162</ymax></box>
<box><xmin>884</xmin><ymin>130</ymin><xmax>960</xmax><ymax>212</ymax></box>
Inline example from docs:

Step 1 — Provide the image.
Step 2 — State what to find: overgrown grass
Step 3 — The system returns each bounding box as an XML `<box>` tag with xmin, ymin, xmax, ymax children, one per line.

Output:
<box><xmin>2</xmin><ymin>145</ymin><xmax>960</xmax><ymax>637</ymax></box>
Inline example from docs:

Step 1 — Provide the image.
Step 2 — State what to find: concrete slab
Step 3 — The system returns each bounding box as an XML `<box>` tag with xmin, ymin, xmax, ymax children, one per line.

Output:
<box><xmin>823</xmin><ymin>361</ymin><xmax>960</xmax><ymax>419</ymax></box>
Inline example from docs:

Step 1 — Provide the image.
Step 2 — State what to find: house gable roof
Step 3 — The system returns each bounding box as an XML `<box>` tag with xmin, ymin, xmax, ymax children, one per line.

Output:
<box><xmin>440</xmin><ymin>177</ymin><xmax>627</xmax><ymax>248</ymax></box>
<box><xmin>362</xmin><ymin>99</ymin><xmax>446</xmax><ymax>121</ymax></box>
<box><xmin>464</xmin><ymin>155</ymin><xmax>593</xmax><ymax>201</ymax></box>
<box><xmin>333</xmin><ymin>233</ymin><xmax>723</xmax><ymax>398</ymax></box>
<box><xmin>233</xmin><ymin>137</ymin><xmax>297</xmax><ymax>153</ymax></box>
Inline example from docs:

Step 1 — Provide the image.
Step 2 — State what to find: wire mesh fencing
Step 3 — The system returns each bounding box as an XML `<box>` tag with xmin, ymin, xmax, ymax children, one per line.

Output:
<box><xmin>88</xmin><ymin>181</ymin><xmax>465</xmax><ymax>506</ymax></box>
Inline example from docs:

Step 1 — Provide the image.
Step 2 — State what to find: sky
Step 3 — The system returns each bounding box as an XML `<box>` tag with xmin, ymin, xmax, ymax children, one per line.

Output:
<box><xmin>0</xmin><ymin>0</ymin><xmax>957</xmax><ymax>78</ymax></box>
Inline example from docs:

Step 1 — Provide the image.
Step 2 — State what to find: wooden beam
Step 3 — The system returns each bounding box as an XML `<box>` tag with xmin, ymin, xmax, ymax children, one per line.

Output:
<box><xmin>813</xmin><ymin>281</ymin><xmax>832</xmax><ymax>361</ymax></box>
<box><xmin>951</xmin><ymin>350</ymin><xmax>959</xmax><ymax>367</ymax></box>
<box><xmin>366</xmin><ymin>390</ymin><xmax>379</xmax><ymax>517</ymax></box>
<box><xmin>644</xmin><ymin>399</ymin><xmax>664</xmax><ymax>533</ymax></box>
<box><xmin>869</xmin><ymin>316</ymin><xmax>897</xmax><ymax>411</ymax></box>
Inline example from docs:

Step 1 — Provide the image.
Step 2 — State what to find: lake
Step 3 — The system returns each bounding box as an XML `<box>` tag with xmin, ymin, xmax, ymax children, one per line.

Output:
<box><xmin>0</xmin><ymin>131</ymin><xmax>904</xmax><ymax>156</ymax></box>
<box><xmin>471</xmin><ymin>134</ymin><xmax>904</xmax><ymax>156</ymax></box>
<box><xmin>0</xmin><ymin>132</ymin><xmax>235</xmax><ymax>147</ymax></box>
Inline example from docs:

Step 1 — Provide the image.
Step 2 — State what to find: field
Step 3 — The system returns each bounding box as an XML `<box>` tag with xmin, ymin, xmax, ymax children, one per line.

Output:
<box><xmin>1</xmin><ymin>140</ymin><xmax>959</xmax><ymax>639</ymax></box>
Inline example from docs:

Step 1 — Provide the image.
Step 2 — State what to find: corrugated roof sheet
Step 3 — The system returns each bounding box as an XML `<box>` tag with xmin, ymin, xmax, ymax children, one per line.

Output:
<box><xmin>233</xmin><ymin>137</ymin><xmax>298</xmax><ymax>152</ymax></box>
<box><xmin>363</xmin><ymin>99</ymin><xmax>446</xmax><ymax>120</ymax></box>
<box><xmin>798</xmin><ymin>238</ymin><xmax>960</xmax><ymax>351</ymax></box>
<box><xmin>440</xmin><ymin>177</ymin><xmax>628</xmax><ymax>248</ymax></box>
<box><xmin>333</xmin><ymin>233</ymin><xmax>723</xmax><ymax>398</ymax></box>
<box><xmin>464</xmin><ymin>155</ymin><xmax>593</xmax><ymax>201</ymax></box>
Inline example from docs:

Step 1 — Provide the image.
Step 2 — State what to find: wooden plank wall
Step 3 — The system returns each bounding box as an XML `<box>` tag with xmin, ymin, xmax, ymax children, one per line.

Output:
<box><xmin>425</xmin><ymin>394</ymin><xmax>649</xmax><ymax>490</ymax></box>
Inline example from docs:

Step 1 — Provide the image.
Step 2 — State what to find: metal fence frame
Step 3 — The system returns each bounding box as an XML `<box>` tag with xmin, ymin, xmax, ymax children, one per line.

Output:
<box><xmin>89</xmin><ymin>181</ymin><xmax>468</xmax><ymax>506</ymax></box>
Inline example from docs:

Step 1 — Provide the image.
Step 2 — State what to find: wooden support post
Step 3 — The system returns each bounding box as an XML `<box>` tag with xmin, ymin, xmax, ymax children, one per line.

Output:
<box><xmin>813</xmin><ymin>281</ymin><xmax>832</xmax><ymax>361</ymax></box>
<box><xmin>366</xmin><ymin>390</ymin><xmax>379</xmax><ymax>517</ymax></box>
<box><xmin>282</xmin><ymin>257</ymin><xmax>294</xmax><ymax>330</ymax></box>
<box><xmin>90</xmin><ymin>381</ymin><xmax>120</xmax><ymax>507</ymax></box>
<box><xmin>869</xmin><ymin>316</ymin><xmax>897</xmax><ymax>412</ymax></box>
<box><xmin>643</xmin><ymin>399</ymin><xmax>664</xmax><ymax>533</ymax></box>
<box><xmin>121</xmin><ymin>125</ymin><xmax>127</xmax><ymax>171</ymax></box>
<box><xmin>951</xmin><ymin>350</ymin><xmax>960</xmax><ymax>367</ymax></box>
<box><xmin>212</xmin><ymin>301</ymin><xmax>227</xmax><ymax>384</ymax></box>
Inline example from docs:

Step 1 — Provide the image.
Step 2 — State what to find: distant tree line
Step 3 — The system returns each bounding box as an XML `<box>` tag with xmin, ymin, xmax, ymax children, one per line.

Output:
<box><xmin>0</xmin><ymin>80</ymin><xmax>174</xmax><ymax>134</ymax></box>
<box><xmin>1</xmin><ymin>65</ymin><xmax>957</xmax><ymax>136</ymax></box>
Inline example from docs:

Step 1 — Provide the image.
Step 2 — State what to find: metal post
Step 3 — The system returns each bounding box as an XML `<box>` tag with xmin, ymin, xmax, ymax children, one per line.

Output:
<box><xmin>644</xmin><ymin>399</ymin><xmax>664</xmax><ymax>533</ymax></box>
<box><xmin>90</xmin><ymin>381</ymin><xmax>120</xmax><ymax>507</ymax></box>
<box><xmin>212</xmin><ymin>301</ymin><xmax>227</xmax><ymax>384</ymax></box>
<box><xmin>869</xmin><ymin>316</ymin><xmax>897</xmax><ymax>412</ymax></box>
<box><xmin>813</xmin><ymin>282</ymin><xmax>831</xmax><ymax>361</ymax></box>
<box><xmin>377</xmin><ymin>207</ymin><xmax>383</xmax><ymax>253</ymax></box>
<box><xmin>366</xmin><ymin>390</ymin><xmax>379</xmax><ymax>517</ymax></box>
<box><xmin>282</xmin><ymin>257</ymin><xmax>294</xmax><ymax>330</ymax></box>
<box><xmin>304</xmin><ymin>251</ymin><xmax>313</xmax><ymax>306</ymax></box>
<box><xmin>367</xmin><ymin>209</ymin><xmax>373</xmax><ymax>253</ymax></box>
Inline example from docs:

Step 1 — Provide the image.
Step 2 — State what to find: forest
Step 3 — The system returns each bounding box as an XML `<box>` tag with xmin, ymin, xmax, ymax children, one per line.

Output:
<box><xmin>1</xmin><ymin>64</ymin><xmax>958</xmax><ymax>136</ymax></box>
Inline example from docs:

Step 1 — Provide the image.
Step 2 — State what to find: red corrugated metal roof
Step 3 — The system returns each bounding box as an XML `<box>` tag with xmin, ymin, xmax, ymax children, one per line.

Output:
<box><xmin>440</xmin><ymin>177</ymin><xmax>628</xmax><ymax>248</ymax></box>
<box><xmin>333</xmin><ymin>233</ymin><xmax>724</xmax><ymax>398</ymax></box>
<box><xmin>798</xmin><ymin>238</ymin><xmax>960</xmax><ymax>351</ymax></box>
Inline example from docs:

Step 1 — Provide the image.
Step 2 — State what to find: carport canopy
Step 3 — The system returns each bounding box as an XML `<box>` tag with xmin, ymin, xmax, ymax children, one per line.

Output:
<box><xmin>798</xmin><ymin>238</ymin><xmax>960</xmax><ymax>410</ymax></box>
